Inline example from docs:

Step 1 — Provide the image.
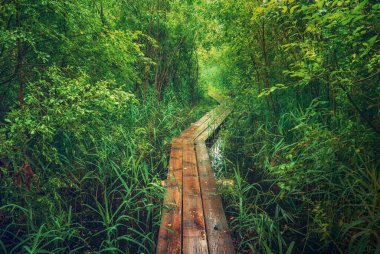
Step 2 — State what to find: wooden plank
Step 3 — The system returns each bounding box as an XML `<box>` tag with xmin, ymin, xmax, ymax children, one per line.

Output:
<box><xmin>181</xmin><ymin>106</ymin><xmax>225</xmax><ymax>142</ymax></box>
<box><xmin>157</xmin><ymin>138</ymin><xmax>183</xmax><ymax>254</ymax></box>
<box><xmin>191</xmin><ymin>107</ymin><xmax>224</xmax><ymax>140</ymax></box>
<box><xmin>193</xmin><ymin>107</ymin><xmax>220</xmax><ymax>126</ymax></box>
<box><xmin>180</xmin><ymin>124</ymin><xmax>198</xmax><ymax>140</ymax></box>
<box><xmin>193</xmin><ymin>109</ymin><xmax>214</xmax><ymax>127</ymax></box>
<box><xmin>196</xmin><ymin>143</ymin><xmax>235</xmax><ymax>254</ymax></box>
<box><xmin>182</xmin><ymin>140</ymin><xmax>209</xmax><ymax>254</ymax></box>
<box><xmin>196</xmin><ymin>109</ymin><xmax>231</xmax><ymax>143</ymax></box>
<box><xmin>157</xmin><ymin>102</ymin><xmax>234</xmax><ymax>254</ymax></box>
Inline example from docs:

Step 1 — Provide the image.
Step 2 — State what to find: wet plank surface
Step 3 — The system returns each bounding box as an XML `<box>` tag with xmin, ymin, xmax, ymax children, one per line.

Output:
<box><xmin>195</xmin><ymin>143</ymin><xmax>235</xmax><ymax>254</ymax></box>
<box><xmin>157</xmin><ymin>138</ymin><xmax>183</xmax><ymax>254</ymax></box>
<box><xmin>157</xmin><ymin>104</ymin><xmax>234</xmax><ymax>254</ymax></box>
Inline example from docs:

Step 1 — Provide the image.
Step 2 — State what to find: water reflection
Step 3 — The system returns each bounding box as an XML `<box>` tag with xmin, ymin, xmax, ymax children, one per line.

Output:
<box><xmin>208</xmin><ymin>136</ymin><xmax>225</xmax><ymax>174</ymax></box>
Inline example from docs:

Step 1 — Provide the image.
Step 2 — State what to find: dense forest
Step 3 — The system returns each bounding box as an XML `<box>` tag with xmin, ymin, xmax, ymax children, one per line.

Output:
<box><xmin>0</xmin><ymin>0</ymin><xmax>379</xmax><ymax>253</ymax></box>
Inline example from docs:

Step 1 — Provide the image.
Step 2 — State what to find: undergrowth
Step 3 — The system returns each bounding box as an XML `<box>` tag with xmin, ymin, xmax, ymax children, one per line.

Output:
<box><xmin>216</xmin><ymin>98</ymin><xmax>380</xmax><ymax>253</ymax></box>
<box><xmin>0</xmin><ymin>69</ymin><xmax>211</xmax><ymax>253</ymax></box>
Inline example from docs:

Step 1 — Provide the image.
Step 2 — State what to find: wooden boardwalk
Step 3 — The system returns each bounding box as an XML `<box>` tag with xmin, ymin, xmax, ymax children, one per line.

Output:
<box><xmin>156</xmin><ymin>104</ymin><xmax>235</xmax><ymax>254</ymax></box>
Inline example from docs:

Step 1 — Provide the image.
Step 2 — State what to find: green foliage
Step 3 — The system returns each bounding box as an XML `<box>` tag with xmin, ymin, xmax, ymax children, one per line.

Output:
<box><xmin>201</xmin><ymin>0</ymin><xmax>380</xmax><ymax>253</ymax></box>
<box><xmin>1</xmin><ymin>68</ymin><xmax>135</xmax><ymax>168</ymax></box>
<box><xmin>2</xmin><ymin>0</ymin><xmax>379</xmax><ymax>253</ymax></box>
<box><xmin>0</xmin><ymin>83</ymin><xmax>202</xmax><ymax>252</ymax></box>
<box><xmin>0</xmin><ymin>0</ymin><xmax>206</xmax><ymax>253</ymax></box>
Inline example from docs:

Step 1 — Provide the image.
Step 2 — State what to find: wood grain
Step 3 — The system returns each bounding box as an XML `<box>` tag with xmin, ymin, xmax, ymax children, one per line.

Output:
<box><xmin>195</xmin><ymin>142</ymin><xmax>235</xmax><ymax>254</ymax></box>
<box><xmin>182</xmin><ymin>140</ymin><xmax>208</xmax><ymax>254</ymax></box>
<box><xmin>157</xmin><ymin>103</ymin><xmax>233</xmax><ymax>254</ymax></box>
<box><xmin>157</xmin><ymin>138</ymin><xmax>183</xmax><ymax>254</ymax></box>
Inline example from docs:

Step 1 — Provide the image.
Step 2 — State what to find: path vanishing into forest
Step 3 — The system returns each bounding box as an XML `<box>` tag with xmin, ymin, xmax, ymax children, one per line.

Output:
<box><xmin>156</xmin><ymin>94</ymin><xmax>235</xmax><ymax>254</ymax></box>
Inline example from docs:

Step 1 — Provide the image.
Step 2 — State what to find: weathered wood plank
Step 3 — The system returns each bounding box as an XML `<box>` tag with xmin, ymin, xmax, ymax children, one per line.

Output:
<box><xmin>196</xmin><ymin>110</ymin><xmax>231</xmax><ymax>143</ymax></box>
<box><xmin>157</xmin><ymin>101</ymin><xmax>233</xmax><ymax>254</ymax></box>
<box><xmin>157</xmin><ymin>138</ymin><xmax>183</xmax><ymax>254</ymax></box>
<box><xmin>180</xmin><ymin>124</ymin><xmax>198</xmax><ymax>140</ymax></box>
<box><xmin>193</xmin><ymin>109</ymin><xmax>214</xmax><ymax>127</ymax></box>
<box><xmin>182</xmin><ymin>140</ymin><xmax>208</xmax><ymax>254</ymax></box>
<box><xmin>196</xmin><ymin>143</ymin><xmax>235</xmax><ymax>254</ymax></box>
<box><xmin>181</xmin><ymin>107</ymin><xmax>225</xmax><ymax>142</ymax></box>
<box><xmin>191</xmin><ymin>107</ymin><xmax>224</xmax><ymax>140</ymax></box>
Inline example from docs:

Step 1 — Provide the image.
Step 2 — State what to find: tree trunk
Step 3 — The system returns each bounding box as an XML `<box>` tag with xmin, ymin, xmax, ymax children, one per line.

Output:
<box><xmin>258</xmin><ymin>22</ymin><xmax>276</xmax><ymax>125</ymax></box>
<box><xmin>143</xmin><ymin>9</ymin><xmax>154</xmax><ymax>101</ymax></box>
<box><xmin>16</xmin><ymin>1</ymin><xmax>23</xmax><ymax>108</ymax></box>
<box><xmin>261</xmin><ymin>23</ymin><xmax>276</xmax><ymax>115</ymax></box>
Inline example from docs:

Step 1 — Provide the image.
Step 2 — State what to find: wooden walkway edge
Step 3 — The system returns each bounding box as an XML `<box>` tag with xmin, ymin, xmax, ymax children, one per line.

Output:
<box><xmin>156</xmin><ymin>104</ymin><xmax>235</xmax><ymax>254</ymax></box>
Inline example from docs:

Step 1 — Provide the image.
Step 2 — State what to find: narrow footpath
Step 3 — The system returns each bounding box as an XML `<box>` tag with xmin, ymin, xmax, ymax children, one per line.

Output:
<box><xmin>156</xmin><ymin>100</ymin><xmax>235</xmax><ymax>254</ymax></box>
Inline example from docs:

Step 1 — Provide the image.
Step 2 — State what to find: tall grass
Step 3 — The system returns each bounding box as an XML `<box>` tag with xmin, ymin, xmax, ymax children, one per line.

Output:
<box><xmin>216</xmin><ymin>99</ymin><xmax>380</xmax><ymax>253</ymax></box>
<box><xmin>0</xmin><ymin>76</ymin><xmax>210</xmax><ymax>253</ymax></box>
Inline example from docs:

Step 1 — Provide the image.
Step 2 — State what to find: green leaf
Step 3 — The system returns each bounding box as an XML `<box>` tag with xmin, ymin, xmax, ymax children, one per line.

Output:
<box><xmin>286</xmin><ymin>241</ymin><xmax>295</xmax><ymax>254</ymax></box>
<box><xmin>367</xmin><ymin>35</ymin><xmax>378</xmax><ymax>48</ymax></box>
<box><xmin>317</xmin><ymin>0</ymin><xmax>325</xmax><ymax>9</ymax></box>
<box><xmin>372</xmin><ymin>4</ymin><xmax>380</xmax><ymax>10</ymax></box>
<box><xmin>353</xmin><ymin>0</ymin><xmax>368</xmax><ymax>13</ymax></box>
<box><xmin>290</xmin><ymin>5</ymin><xmax>299</xmax><ymax>14</ymax></box>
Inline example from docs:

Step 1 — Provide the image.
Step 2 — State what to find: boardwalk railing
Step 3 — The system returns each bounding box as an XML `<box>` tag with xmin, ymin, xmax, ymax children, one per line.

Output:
<box><xmin>156</xmin><ymin>104</ymin><xmax>235</xmax><ymax>254</ymax></box>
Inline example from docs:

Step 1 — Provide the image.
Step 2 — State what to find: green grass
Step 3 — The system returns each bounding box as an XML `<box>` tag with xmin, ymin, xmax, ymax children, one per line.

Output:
<box><xmin>0</xmin><ymin>84</ymin><xmax>212</xmax><ymax>253</ymax></box>
<box><xmin>214</xmin><ymin>99</ymin><xmax>380</xmax><ymax>254</ymax></box>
